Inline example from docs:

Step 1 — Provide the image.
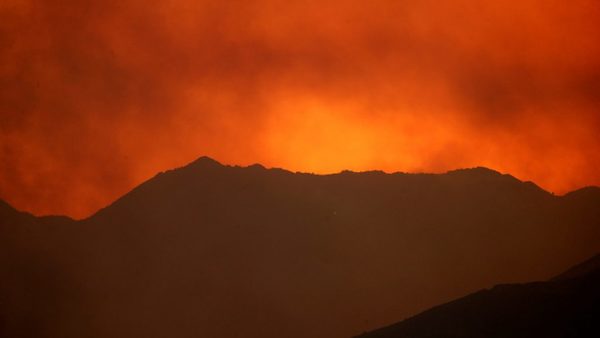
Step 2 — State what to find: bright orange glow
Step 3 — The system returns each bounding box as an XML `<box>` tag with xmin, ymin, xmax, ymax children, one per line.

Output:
<box><xmin>1</xmin><ymin>0</ymin><xmax>600</xmax><ymax>218</ymax></box>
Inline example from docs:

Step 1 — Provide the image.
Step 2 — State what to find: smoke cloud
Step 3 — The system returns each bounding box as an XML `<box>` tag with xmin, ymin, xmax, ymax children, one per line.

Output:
<box><xmin>1</xmin><ymin>0</ymin><xmax>599</xmax><ymax>218</ymax></box>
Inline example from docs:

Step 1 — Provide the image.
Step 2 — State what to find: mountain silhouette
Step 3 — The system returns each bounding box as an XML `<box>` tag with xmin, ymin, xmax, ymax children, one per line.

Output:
<box><xmin>552</xmin><ymin>253</ymin><xmax>600</xmax><ymax>281</ymax></box>
<box><xmin>1</xmin><ymin>157</ymin><xmax>599</xmax><ymax>338</ymax></box>
<box><xmin>356</xmin><ymin>254</ymin><xmax>600</xmax><ymax>338</ymax></box>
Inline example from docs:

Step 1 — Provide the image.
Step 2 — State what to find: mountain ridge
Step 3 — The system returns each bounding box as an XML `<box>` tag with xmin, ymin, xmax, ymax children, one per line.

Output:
<box><xmin>1</xmin><ymin>155</ymin><xmax>599</xmax><ymax>338</ymax></box>
<box><xmin>355</xmin><ymin>253</ymin><xmax>600</xmax><ymax>338</ymax></box>
<box><xmin>552</xmin><ymin>253</ymin><xmax>600</xmax><ymax>281</ymax></box>
<box><xmin>2</xmin><ymin>156</ymin><xmax>599</xmax><ymax>219</ymax></box>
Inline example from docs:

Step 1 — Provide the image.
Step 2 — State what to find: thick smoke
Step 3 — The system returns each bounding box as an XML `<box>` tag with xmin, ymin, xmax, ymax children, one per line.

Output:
<box><xmin>1</xmin><ymin>0</ymin><xmax>599</xmax><ymax>217</ymax></box>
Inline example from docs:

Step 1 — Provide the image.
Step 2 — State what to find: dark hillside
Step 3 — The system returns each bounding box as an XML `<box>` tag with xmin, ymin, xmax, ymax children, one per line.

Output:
<box><xmin>1</xmin><ymin>157</ymin><xmax>599</xmax><ymax>338</ymax></box>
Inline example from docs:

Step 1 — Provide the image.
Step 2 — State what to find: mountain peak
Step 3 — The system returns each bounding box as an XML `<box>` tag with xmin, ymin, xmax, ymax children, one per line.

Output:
<box><xmin>246</xmin><ymin>163</ymin><xmax>266</xmax><ymax>170</ymax></box>
<box><xmin>446</xmin><ymin>166</ymin><xmax>502</xmax><ymax>176</ymax></box>
<box><xmin>186</xmin><ymin>156</ymin><xmax>223</xmax><ymax>169</ymax></box>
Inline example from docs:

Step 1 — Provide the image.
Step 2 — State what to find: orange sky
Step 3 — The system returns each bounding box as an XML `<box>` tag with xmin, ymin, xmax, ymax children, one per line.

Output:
<box><xmin>1</xmin><ymin>0</ymin><xmax>600</xmax><ymax>218</ymax></box>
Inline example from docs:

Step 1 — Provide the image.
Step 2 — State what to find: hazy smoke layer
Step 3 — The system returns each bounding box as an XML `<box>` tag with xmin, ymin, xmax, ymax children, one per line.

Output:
<box><xmin>1</xmin><ymin>0</ymin><xmax>599</xmax><ymax>218</ymax></box>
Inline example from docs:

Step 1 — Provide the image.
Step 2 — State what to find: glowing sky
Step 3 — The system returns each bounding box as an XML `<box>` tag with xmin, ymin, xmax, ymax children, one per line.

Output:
<box><xmin>1</xmin><ymin>0</ymin><xmax>600</xmax><ymax>218</ymax></box>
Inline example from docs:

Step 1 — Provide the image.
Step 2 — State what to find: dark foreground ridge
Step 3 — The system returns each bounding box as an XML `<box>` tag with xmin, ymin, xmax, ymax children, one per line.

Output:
<box><xmin>356</xmin><ymin>254</ymin><xmax>600</xmax><ymax>338</ymax></box>
<box><xmin>1</xmin><ymin>156</ymin><xmax>599</xmax><ymax>338</ymax></box>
